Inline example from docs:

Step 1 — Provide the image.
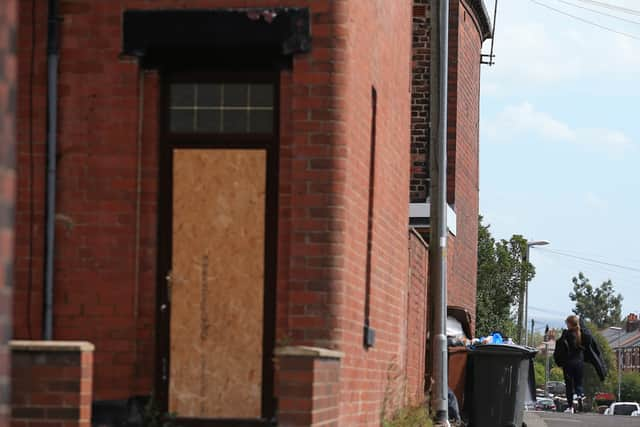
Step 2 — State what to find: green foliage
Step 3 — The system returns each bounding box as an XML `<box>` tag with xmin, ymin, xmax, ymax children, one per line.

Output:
<box><xmin>569</xmin><ymin>272</ymin><xmax>623</xmax><ymax>329</ymax></box>
<box><xmin>620</xmin><ymin>372</ymin><xmax>640</xmax><ymax>402</ymax></box>
<box><xmin>476</xmin><ymin>217</ymin><xmax>535</xmax><ymax>338</ymax></box>
<box><xmin>382</xmin><ymin>406</ymin><xmax>432</xmax><ymax>427</ymax></box>
<box><xmin>533</xmin><ymin>350</ymin><xmax>557</xmax><ymax>388</ymax></box>
<box><xmin>534</xmin><ymin>359</ymin><xmax>546</xmax><ymax>387</ymax></box>
<box><xmin>550</xmin><ymin>366</ymin><xmax>564</xmax><ymax>382</ymax></box>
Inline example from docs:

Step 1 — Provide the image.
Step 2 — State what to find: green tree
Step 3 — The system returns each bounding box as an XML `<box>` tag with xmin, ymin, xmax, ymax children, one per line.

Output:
<box><xmin>476</xmin><ymin>216</ymin><xmax>535</xmax><ymax>338</ymax></box>
<box><xmin>533</xmin><ymin>359</ymin><xmax>546</xmax><ymax>387</ymax></box>
<box><xmin>621</xmin><ymin>372</ymin><xmax>640</xmax><ymax>402</ymax></box>
<box><xmin>533</xmin><ymin>351</ymin><xmax>562</xmax><ymax>388</ymax></box>
<box><xmin>569</xmin><ymin>272</ymin><xmax>623</xmax><ymax>329</ymax></box>
<box><xmin>550</xmin><ymin>366</ymin><xmax>564</xmax><ymax>382</ymax></box>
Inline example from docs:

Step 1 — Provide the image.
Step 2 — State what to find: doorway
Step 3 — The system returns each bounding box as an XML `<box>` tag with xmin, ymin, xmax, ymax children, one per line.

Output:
<box><xmin>156</xmin><ymin>73</ymin><xmax>278</xmax><ymax>425</ymax></box>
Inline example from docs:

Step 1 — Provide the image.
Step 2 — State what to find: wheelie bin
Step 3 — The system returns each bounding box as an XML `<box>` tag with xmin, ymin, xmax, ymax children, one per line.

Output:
<box><xmin>464</xmin><ymin>344</ymin><xmax>537</xmax><ymax>427</ymax></box>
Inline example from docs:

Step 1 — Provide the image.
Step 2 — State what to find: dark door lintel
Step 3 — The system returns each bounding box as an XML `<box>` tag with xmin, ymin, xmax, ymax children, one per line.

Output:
<box><xmin>121</xmin><ymin>8</ymin><xmax>311</xmax><ymax>68</ymax></box>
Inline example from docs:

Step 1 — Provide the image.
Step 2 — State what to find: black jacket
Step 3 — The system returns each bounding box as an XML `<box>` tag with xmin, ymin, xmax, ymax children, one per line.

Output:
<box><xmin>580</xmin><ymin>319</ymin><xmax>607</xmax><ymax>381</ymax></box>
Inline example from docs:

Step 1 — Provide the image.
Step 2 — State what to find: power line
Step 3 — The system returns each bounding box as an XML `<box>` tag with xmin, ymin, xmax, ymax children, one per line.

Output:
<box><xmin>552</xmin><ymin>0</ymin><xmax>640</xmax><ymax>25</ymax></box>
<box><xmin>553</xmin><ymin>258</ymin><xmax>640</xmax><ymax>290</ymax></box>
<box><xmin>540</xmin><ymin>247</ymin><xmax>640</xmax><ymax>265</ymax></box>
<box><xmin>538</xmin><ymin>247</ymin><xmax>640</xmax><ymax>273</ymax></box>
<box><xmin>530</xmin><ymin>0</ymin><xmax>640</xmax><ymax>40</ymax></box>
<box><xmin>534</xmin><ymin>248</ymin><xmax>640</xmax><ymax>281</ymax></box>
<box><xmin>573</xmin><ymin>0</ymin><xmax>640</xmax><ymax>17</ymax></box>
<box><xmin>530</xmin><ymin>305</ymin><xmax>568</xmax><ymax>316</ymax></box>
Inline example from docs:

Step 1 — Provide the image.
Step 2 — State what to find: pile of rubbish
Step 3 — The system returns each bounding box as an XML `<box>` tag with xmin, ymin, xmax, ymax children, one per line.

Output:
<box><xmin>447</xmin><ymin>315</ymin><xmax>514</xmax><ymax>347</ymax></box>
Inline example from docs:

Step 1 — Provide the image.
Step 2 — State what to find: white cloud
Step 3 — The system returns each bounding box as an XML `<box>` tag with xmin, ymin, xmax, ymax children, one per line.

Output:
<box><xmin>485</xmin><ymin>102</ymin><xmax>574</xmax><ymax>142</ymax></box>
<box><xmin>486</xmin><ymin>22</ymin><xmax>583</xmax><ymax>85</ymax></box>
<box><xmin>582</xmin><ymin>128</ymin><xmax>633</xmax><ymax>153</ymax></box>
<box><xmin>482</xmin><ymin>2</ymin><xmax>640</xmax><ymax>91</ymax></box>
<box><xmin>484</xmin><ymin>102</ymin><xmax>634</xmax><ymax>155</ymax></box>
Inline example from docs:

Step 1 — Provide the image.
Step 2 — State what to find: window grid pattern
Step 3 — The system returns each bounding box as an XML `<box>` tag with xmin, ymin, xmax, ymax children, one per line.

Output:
<box><xmin>169</xmin><ymin>83</ymin><xmax>274</xmax><ymax>134</ymax></box>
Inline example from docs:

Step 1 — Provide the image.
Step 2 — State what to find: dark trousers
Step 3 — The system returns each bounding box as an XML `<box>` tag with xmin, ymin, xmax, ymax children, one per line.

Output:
<box><xmin>564</xmin><ymin>360</ymin><xmax>584</xmax><ymax>408</ymax></box>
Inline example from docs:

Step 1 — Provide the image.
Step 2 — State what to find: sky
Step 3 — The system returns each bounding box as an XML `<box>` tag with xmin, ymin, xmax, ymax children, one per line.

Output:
<box><xmin>479</xmin><ymin>0</ymin><xmax>640</xmax><ymax>331</ymax></box>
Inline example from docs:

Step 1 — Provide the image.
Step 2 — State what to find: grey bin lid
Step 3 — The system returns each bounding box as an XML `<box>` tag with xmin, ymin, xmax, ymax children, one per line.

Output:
<box><xmin>470</xmin><ymin>343</ymin><xmax>538</xmax><ymax>356</ymax></box>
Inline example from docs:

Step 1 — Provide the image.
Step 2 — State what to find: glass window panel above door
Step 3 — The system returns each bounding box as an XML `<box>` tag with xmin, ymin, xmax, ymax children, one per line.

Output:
<box><xmin>170</xmin><ymin>110</ymin><xmax>195</xmax><ymax>133</ymax></box>
<box><xmin>170</xmin><ymin>84</ymin><xmax>195</xmax><ymax>107</ymax></box>
<box><xmin>250</xmin><ymin>85</ymin><xmax>274</xmax><ymax>107</ymax></box>
<box><xmin>197</xmin><ymin>110</ymin><xmax>222</xmax><ymax>133</ymax></box>
<box><xmin>198</xmin><ymin>84</ymin><xmax>222</xmax><ymax>107</ymax></box>
<box><xmin>223</xmin><ymin>84</ymin><xmax>249</xmax><ymax>107</ymax></box>
<box><xmin>168</xmin><ymin>83</ymin><xmax>274</xmax><ymax>134</ymax></box>
<box><xmin>250</xmin><ymin>110</ymin><xmax>273</xmax><ymax>133</ymax></box>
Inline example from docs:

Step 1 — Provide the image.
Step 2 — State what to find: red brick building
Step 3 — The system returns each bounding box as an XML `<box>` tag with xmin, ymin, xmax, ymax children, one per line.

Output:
<box><xmin>410</xmin><ymin>0</ymin><xmax>490</xmax><ymax>331</ymax></box>
<box><xmin>0</xmin><ymin>1</ymin><xmax>17</xmax><ymax>426</ymax></box>
<box><xmin>11</xmin><ymin>0</ymin><xmax>490</xmax><ymax>425</ymax></box>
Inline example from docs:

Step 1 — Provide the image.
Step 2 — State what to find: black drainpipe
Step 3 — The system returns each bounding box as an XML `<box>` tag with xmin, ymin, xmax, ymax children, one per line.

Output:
<box><xmin>43</xmin><ymin>0</ymin><xmax>59</xmax><ymax>340</ymax></box>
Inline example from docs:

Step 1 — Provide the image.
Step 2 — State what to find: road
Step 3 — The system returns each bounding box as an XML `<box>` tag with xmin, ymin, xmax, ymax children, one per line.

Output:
<box><xmin>525</xmin><ymin>411</ymin><xmax>640</xmax><ymax>426</ymax></box>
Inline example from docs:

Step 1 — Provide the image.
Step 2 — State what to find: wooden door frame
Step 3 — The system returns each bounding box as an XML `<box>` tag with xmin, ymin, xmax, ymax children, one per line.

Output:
<box><xmin>155</xmin><ymin>70</ymin><xmax>279</xmax><ymax>426</ymax></box>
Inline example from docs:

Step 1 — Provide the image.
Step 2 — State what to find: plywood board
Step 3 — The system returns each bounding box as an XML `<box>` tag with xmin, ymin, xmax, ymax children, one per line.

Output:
<box><xmin>169</xmin><ymin>149</ymin><xmax>266</xmax><ymax>418</ymax></box>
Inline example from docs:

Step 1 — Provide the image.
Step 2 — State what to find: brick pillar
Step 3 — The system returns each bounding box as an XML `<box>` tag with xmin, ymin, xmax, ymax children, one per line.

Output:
<box><xmin>275</xmin><ymin>346</ymin><xmax>343</xmax><ymax>427</ymax></box>
<box><xmin>10</xmin><ymin>341</ymin><xmax>93</xmax><ymax>427</ymax></box>
<box><xmin>0</xmin><ymin>1</ymin><xmax>17</xmax><ymax>427</ymax></box>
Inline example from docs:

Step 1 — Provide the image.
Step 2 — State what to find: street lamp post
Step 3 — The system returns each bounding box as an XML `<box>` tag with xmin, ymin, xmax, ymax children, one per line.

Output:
<box><xmin>544</xmin><ymin>325</ymin><xmax>550</xmax><ymax>398</ymax></box>
<box><xmin>611</xmin><ymin>326</ymin><xmax>623</xmax><ymax>401</ymax></box>
<box><xmin>520</xmin><ymin>240</ymin><xmax>550</xmax><ymax>345</ymax></box>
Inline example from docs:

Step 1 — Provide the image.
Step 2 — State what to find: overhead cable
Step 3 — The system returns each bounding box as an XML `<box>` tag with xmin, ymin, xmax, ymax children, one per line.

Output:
<box><xmin>574</xmin><ymin>0</ymin><xmax>640</xmax><ymax>17</ymax></box>
<box><xmin>530</xmin><ymin>0</ymin><xmax>640</xmax><ymax>40</ymax></box>
<box><xmin>537</xmin><ymin>247</ymin><xmax>640</xmax><ymax>273</ymax></box>
<box><xmin>553</xmin><ymin>0</ymin><xmax>640</xmax><ymax>25</ymax></box>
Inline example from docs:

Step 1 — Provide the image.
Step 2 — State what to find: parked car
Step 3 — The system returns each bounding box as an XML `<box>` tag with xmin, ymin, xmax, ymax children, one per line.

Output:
<box><xmin>603</xmin><ymin>402</ymin><xmax>640</xmax><ymax>416</ymax></box>
<box><xmin>535</xmin><ymin>398</ymin><xmax>556</xmax><ymax>411</ymax></box>
<box><xmin>546</xmin><ymin>381</ymin><xmax>565</xmax><ymax>396</ymax></box>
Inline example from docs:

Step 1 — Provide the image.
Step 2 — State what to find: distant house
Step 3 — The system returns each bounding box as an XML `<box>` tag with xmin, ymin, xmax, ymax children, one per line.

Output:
<box><xmin>601</xmin><ymin>314</ymin><xmax>640</xmax><ymax>373</ymax></box>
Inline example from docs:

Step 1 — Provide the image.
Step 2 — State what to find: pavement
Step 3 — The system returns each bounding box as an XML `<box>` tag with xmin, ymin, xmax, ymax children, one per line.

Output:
<box><xmin>525</xmin><ymin>410</ymin><xmax>640</xmax><ymax>426</ymax></box>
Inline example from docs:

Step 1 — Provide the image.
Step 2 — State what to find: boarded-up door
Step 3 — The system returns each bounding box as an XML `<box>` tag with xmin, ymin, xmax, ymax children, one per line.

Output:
<box><xmin>168</xmin><ymin>148</ymin><xmax>266</xmax><ymax>418</ymax></box>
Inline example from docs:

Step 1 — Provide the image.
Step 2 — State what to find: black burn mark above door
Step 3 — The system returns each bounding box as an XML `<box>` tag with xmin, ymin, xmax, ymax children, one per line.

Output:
<box><xmin>121</xmin><ymin>8</ymin><xmax>311</xmax><ymax>68</ymax></box>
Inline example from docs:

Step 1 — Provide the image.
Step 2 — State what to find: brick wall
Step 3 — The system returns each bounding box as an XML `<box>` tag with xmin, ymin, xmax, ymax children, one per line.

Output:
<box><xmin>278</xmin><ymin>0</ymin><xmax>348</xmax><ymax>348</ymax></box>
<box><xmin>336</xmin><ymin>1</ymin><xmax>413</xmax><ymax>424</ymax></box>
<box><xmin>14</xmin><ymin>0</ymin><xmax>46</xmax><ymax>342</ymax></box>
<box><xmin>0</xmin><ymin>1</ymin><xmax>17</xmax><ymax>426</ymax></box>
<box><xmin>410</xmin><ymin>0</ymin><xmax>487</xmax><ymax>331</ymax></box>
<box><xmin>406</xmin><ymin>231</ymin><xmax>428</xmax><ymax>405</ymax></box>
<box><xmin>10</xmin><ymin>341</ymin><xmax>93</xmax><ymax>427</ymax></box>
<box><xmin>410</xmin><ymin>1</ymin><xmax>431</xmax><ymax>203</ymax></box>
<box><xmin>446</xmin><ymin>0</ymin><xmax>484</xmax><ymax>328</ymax></box>
<box><xmin>15</xmin><ymin>0</ymin><xmax>161</xmax><ymax>397</ymax></box>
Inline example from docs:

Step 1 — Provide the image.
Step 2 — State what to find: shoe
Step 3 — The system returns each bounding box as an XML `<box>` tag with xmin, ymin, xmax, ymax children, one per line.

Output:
<box><xmin>564</xmin><ymin>407</ymin><xmax>574</xmax><ymax>414</ymax></box>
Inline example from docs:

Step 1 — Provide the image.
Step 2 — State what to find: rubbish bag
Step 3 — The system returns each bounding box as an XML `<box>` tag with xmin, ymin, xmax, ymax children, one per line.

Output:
<box><xmin>448</xmin><ymin>388</ymin><xmax>461</xmax><ymax>422</ymax></box>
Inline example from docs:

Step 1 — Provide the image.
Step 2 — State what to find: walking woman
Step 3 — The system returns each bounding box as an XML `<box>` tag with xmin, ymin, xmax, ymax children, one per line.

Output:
<box><xmin>554</xmin><ymin>315</ymin><xmax>589</xmax><ymax>413</ymax></box>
